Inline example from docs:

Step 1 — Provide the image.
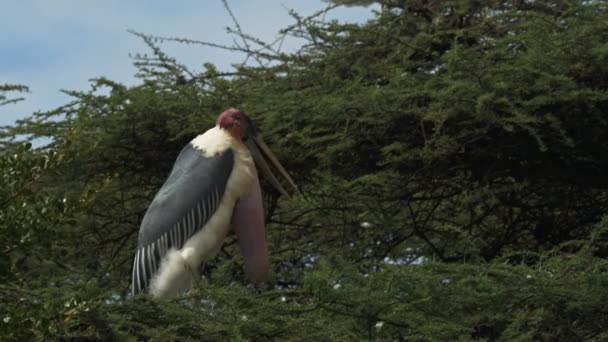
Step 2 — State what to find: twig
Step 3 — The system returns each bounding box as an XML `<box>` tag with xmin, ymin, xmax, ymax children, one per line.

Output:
<box><xmin>221</xmin><ymin>0</ymin><xmax>264</xmax><ymax>67</ymax></box>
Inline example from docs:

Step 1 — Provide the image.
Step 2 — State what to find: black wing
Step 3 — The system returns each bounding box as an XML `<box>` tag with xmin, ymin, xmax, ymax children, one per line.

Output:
<box><xmin>132</xmin><ymin>143</ymin><xmax>234</xmax><ymax>295</ymax></box>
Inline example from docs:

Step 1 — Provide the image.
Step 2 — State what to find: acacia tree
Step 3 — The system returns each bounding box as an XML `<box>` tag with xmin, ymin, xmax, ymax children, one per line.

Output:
<box><xmin>2</xmin><ymin>1</ymin><xmax>608</xmax><ymax>340</ymax></box>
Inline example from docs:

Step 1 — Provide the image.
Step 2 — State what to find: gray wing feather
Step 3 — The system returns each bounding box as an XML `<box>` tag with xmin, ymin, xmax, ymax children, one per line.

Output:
<box><xmin>132</xmin><ymin>143</ymin><xmax>234</xmax><ymax>295</ymax></box>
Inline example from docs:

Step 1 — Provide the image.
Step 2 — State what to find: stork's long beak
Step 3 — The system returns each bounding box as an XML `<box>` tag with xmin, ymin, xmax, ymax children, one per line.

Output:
<box><xmin>246</xmin><ymin>135</ymin><xmax>299</xmax><ymax>197</ymax></box>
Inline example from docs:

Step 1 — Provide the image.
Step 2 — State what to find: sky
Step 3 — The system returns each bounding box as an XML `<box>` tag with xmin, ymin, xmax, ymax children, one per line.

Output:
<box><xmin>0</xmin><ymin>0</ymin><xmax>376</xmax><ymax>126</ymax></box>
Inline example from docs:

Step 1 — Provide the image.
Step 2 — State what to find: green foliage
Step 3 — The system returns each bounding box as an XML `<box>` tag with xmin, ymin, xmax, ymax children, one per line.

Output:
<box><xmin>2</xmin><ymin>0</ymin><xmax>608</xmax><ymax>340</ymax></box>
<box><xmin>0</xmin><ymin>83</ymin><xmax>28</xmax><ymax>107</ymax></box>
<box><xmin>3</xmin><ymin>255</ymin><xmax>605</xmax><ymax>340</ymax></box>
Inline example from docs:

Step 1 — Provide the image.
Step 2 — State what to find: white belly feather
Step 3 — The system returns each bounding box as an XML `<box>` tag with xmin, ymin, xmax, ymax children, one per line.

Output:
<box><xmin>149</xmin><ymin>127</ymin><xmax>255</xmax><ymax>298</ymax></box>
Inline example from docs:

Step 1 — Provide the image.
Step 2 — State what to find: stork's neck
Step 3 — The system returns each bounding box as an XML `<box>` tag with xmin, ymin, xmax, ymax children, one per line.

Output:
<box><xmin>218</xmin><ymin>125</ymin><xmax>246</xmax><ymax>143</ymax></box>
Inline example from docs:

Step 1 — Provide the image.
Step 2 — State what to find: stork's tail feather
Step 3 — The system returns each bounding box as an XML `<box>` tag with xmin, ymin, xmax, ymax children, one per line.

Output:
<box><xmin>148</xmin><ymin>249</ymin><xmax>194</xmax><ymax>299</ymax></box>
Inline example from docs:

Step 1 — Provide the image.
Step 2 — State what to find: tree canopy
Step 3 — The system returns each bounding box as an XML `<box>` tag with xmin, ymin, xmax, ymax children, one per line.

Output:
<box><xmin>2</xmin><ymin>1</ymin><xmax>608</xmax><ymax>340</ymax></box>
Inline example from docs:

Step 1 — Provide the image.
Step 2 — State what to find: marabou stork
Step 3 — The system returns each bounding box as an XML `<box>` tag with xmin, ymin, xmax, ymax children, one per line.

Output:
<box><xmin>131</xmin><ymin>108</ymin><xmax>298</xmax><ymax>299</ymax></box>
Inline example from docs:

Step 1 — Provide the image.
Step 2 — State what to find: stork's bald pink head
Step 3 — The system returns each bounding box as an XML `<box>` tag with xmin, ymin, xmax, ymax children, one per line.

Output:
<box><xmin>217</xmin><ymin>108</ymin><xmax>256</xmax><ymax>142</ymax></box>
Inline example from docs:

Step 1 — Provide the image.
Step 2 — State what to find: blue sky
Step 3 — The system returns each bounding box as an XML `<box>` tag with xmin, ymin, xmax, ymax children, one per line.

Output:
<box><xmin>0</xmin><ymin>1</ymin><xmax>375</xmax><ymax>126</ymax></box>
